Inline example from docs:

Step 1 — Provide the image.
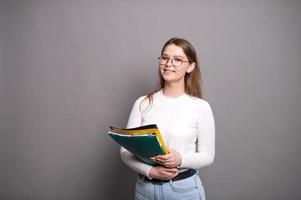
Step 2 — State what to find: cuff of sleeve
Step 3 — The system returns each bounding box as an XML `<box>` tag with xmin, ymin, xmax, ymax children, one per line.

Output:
<box><xmin>179</xmin><ymin>152</ymin><xmax>187</xmax><ymax>168</ymax></box>
<box><xmin>145</xmin><ymin>166</ymin><xmax>153</xmax><ymax>179</ymax></box>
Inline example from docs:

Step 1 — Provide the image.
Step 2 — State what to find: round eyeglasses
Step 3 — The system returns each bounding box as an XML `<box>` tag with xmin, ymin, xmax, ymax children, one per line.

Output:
<box><xmin>158</xmin><ymin>56</ymin><xmax>191</xmax><ymax>67</ymax></box>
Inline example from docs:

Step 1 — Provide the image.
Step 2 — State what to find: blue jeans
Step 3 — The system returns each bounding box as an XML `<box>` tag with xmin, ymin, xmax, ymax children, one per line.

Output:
<box><xmin>135</xmin><ymin>172</ymin><xmax>206</xmax><ymax>200</ymax></box>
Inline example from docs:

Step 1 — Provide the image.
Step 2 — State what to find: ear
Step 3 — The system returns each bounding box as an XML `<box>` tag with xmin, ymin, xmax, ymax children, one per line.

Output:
<box><xmin>186</xmin><ymin>62</ymin><xmax>195</xmax><ymax>74</ymax></box>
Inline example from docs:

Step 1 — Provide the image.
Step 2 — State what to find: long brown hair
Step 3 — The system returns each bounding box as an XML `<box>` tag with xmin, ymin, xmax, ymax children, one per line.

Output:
<box><xmin>140</xmin><ymin>37</ymin><xmax>203</xmax><ymax>111</ymax></box>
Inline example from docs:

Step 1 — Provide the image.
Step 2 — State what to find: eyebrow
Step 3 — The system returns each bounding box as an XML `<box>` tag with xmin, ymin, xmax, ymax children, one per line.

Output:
<box><xmin>162</xmin><ymin>53</ymin><xmax>185</xmax><ymax>59</ymax></box>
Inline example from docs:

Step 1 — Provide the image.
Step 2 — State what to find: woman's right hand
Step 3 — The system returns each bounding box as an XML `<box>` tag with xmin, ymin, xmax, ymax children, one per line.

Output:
<box><xmin>149</xmin><ymin>166</ymin><xmax>179</xmax><ymax>180</ymax></box>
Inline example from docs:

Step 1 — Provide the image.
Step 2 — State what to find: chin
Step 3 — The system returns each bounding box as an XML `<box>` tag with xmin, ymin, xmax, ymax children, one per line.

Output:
<box><xmin>162</xmin><ymin>76</ymin><xmax>179</xmax><ymax>83</ymax></box>
<box><xmin>161</xmin><ymin>74</ymin><xmax>173</xmax><ymax>81</ymax></box>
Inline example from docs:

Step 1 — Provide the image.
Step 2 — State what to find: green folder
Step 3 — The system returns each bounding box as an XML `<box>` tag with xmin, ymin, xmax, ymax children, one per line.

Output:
<box><xmin>108</xmin><ymin>124</ymin><xmax>168</xmax><ymax>166</ymax></box>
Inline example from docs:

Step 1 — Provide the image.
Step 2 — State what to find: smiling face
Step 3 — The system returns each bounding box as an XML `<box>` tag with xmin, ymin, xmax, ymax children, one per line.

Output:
<box><xmin>159</xmin><ymin>44</ymin><xmax>195</xmax><ymax>84</ymax></box>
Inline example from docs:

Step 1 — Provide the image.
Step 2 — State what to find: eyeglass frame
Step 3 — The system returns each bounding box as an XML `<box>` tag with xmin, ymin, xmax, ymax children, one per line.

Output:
<box><xmin>157</xmin><ymin>56</ymin><xmax>192</xmax><ymax>67</ymax></box>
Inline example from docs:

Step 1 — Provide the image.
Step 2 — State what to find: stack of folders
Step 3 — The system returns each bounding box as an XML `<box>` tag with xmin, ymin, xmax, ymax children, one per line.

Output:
<box><xmin>108</xmin><ymin>124</ymin><xmax>169</xmax><ymax>165</ymax></box>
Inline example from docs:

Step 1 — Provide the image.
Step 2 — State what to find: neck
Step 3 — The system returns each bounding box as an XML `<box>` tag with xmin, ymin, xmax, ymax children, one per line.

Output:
<box><xmin>163</xmin><ymin>81</ymin><xmax>185</xmax><ymax>98</ymax></box>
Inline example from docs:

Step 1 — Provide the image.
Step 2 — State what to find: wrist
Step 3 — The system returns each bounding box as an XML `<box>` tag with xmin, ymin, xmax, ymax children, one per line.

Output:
<box><xmin>178</xmin><ymin>152</ymin><xmax>183</xmax><ymax>168</ymax></box>
<box><xmin>148</xmin><ymin>167</ymin><xmax>155</xmax><ymax>179</ymax></box>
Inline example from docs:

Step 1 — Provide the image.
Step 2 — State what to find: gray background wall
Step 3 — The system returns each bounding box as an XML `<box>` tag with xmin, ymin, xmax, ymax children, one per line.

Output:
<box><xmin>1</xmin><ymin>0</ymin><xmax>300</xmax><ymax>199</ymax></box>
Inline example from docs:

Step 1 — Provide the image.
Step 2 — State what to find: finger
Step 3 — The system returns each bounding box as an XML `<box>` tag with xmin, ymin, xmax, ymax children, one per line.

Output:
<box><xmin>152</xmin><ymin>158</ymin><xmax>170</xmax><ymax>167</ymax></box>
<box><xmin>161</xmin><ymin>171</ymin><xmax>177</xmax><ymax>180</ymax></box>
<box><xmin>152</xmin><ymin>156</ymin><xmax>168</xmax><ymax>163</ymax></box>
<box><xmin>151</xmin><ymin>154</ymin><xmax>164</xmax><ymax>160</ymax></box>
<box><xmin>158</xmin><ymin>160</ymin><xmax>172</xmax><ymax>168</ymax></box>
<box><xmin>162</xmin><ymin>167</ymin><xmax>178</xmax><ymax>173</ymax></box>
<box><xmin>157</xmin><ymin>155</ymin><xmax>171</xmax><ymax>162</ymax></box>
<box><xmin>162</xmin><ymin>158</ymin><xmax>176</xmax><ymax>166</ymax></box>
<box><xmin>162</xmin><ymin>169</ymin><xmax>178</xmax><ymax>179</ymax></box>
<box><xmin>166</xmin><ymin>163</ymin><xmax>176</xmax><ymax>168</ymax></box>
<box><xmin>171</xmin><ymin>171</ymin><xmax>179</xmax><ymax>179</ymax></box>
<box><xmin>157</xmin><ymin>154</ymin><xmax>170</xmax><ymax>160</ymax></box>
<box><xmin>153</xmin><ymin>158</ymin><xmax>166</xmax><ymax>165</ymax></box>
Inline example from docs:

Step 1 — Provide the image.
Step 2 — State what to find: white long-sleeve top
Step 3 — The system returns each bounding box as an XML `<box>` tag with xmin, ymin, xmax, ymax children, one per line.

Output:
<box><xmin>120</xmin><ymin>89</ymin><xmax>215</xmax><ymax>178</ymax></box>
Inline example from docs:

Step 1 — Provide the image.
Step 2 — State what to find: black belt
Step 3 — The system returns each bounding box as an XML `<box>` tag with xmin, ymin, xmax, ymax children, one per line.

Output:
<box><xmin>139</xmin><ymin>169</ymin><xmax>196</xmax><ymax>184</ymax></box>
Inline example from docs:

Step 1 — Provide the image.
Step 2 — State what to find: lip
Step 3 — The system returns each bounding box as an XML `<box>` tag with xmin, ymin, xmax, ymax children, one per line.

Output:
<box><xmin>163</xmin><ymin>68</ymin><xmax>175</xmax><ymax>72</ymax></box>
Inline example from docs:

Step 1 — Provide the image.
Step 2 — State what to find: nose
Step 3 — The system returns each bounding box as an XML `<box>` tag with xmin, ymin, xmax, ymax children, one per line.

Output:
<box><xmin>166</xmin><ymin>58</ymin><xmax>173</xmax><ymax>67</ymax></box>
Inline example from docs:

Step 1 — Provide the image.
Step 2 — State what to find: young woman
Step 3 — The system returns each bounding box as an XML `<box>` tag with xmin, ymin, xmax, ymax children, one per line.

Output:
<box><xmin>120</xmin><ymin>38</ymin><xmax>215</xmax><ymax>200</ymax></box>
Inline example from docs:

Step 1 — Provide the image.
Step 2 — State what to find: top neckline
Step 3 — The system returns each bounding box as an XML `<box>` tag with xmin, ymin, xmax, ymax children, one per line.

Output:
<box><xmin>158</xmin><ymin>89</ymin><xmax>188</xmax><ymax>101</ymax></box>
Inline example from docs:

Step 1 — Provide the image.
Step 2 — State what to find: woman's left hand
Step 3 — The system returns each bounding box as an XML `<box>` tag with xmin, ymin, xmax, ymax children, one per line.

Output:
<box><xmin>151</xmin><ymin>148</ymin><xmax>182</xmax><ymax>168</ymax></box>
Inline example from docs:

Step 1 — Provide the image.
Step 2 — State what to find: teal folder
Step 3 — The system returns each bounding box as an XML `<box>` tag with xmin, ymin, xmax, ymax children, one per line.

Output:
<box><xmin>108</xmin><ymin>124</ymin><xmax>168</xmax><ymax>166</ymax></box>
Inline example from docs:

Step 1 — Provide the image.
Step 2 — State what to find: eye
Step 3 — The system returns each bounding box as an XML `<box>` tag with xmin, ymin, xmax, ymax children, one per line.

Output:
<box><xmin>174</xmin><ymin>58</ymin><xmax>183</xmax><ymax>62</ymax></box>
<box><xmin>161</xmin><ymin>56</ymin><xmax>169</xmax><ymax>60</ymax></box>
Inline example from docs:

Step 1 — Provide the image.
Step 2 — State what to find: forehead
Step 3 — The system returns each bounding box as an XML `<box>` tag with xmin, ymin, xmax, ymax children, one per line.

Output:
<box><xmin>162</xmin><ymin>44</ymin><xmax>186</xmax><ymax>57</ymax></box>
